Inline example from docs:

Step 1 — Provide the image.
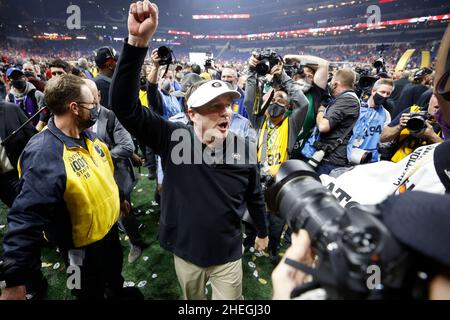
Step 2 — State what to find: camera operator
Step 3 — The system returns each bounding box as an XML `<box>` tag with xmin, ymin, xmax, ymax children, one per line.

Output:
<box><xmin>283</xmin><ymin>54</ymin><xmax>329</xmax><ymax>158</ymax></box>
<box><xmin>272</xmin><ymin>191</ymin><xmax>450</xmax><ymax>300</ymax></box>
<box><xmin>348</xmin><ymin>79</ymin><xmax>393</xmax><ymax>164</ymax></box>
<box><xmin>393</xmin><ymin>67</ymin><xmax>433</xmax><ymax>117</ymax></box>
<box><xmin>380</xmin><ymin>94</ymin><xmax>443</xmax><ymax>162</ymax></box>
<box><xmin>302</xmin><ymin>69</ymin><xmax>360</xmax><ymax>175</ymax></box>
<box><xmin>146</xmin><ymin>48</ymin><xmax>182</xmax><ymax>119</ymax></box>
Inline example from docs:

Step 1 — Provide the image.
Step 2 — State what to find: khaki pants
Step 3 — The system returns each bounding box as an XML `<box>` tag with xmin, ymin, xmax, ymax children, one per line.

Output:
<box><xmin>174</xmin><ymin>255</ymin><xmax>243</xmax><ymax>300</ymax></box>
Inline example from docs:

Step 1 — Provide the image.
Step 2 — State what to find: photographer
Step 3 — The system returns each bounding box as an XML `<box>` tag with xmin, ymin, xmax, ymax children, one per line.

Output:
<box><xmin>302</xmin><ymin>69</ymin><xmax>360</xmax><ymax>175</ymax></box>
<box><xmin>283</xmin><ymin>54</ymin><xmax>329</xmax><ymax>158</ymax></box>
<box><xmin>347</xmin><ymin>78</ymin><xmax>393</xmax><ymax>164</ymax></box>
<box><xmin>146</xmin><ymin>48</ymin><xmax>182</xmax><ymax>119</ymax></box>
<box><xmin>272</xmin><ymin>191</ymin><xmax>450</xmax><ymax>300</ymax></box>
<box><xmin>245</xmin><ymin>52</ymin><xmax>308</xmax><ymax>263</ymax></box>
<box><xmin>380</xmin><ymin>94</ymin><xmax>443</xmax><ymax>162</ymax></box>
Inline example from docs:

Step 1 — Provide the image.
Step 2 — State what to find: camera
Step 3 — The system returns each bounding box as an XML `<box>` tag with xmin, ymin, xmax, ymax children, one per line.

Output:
<box><xmin>205</xmin><ymin>59</ymin><xmax>214</xmax><ymax>69</ymax></box>
<box><xmin>356</xmin><ymin>67</ymin><xmax>378</xmax><ymax>93</ymax></box>
<box><xmin>255</xmin><ymin>49</ymin><xmax>281</xmax><ymax>77</ymax></box>
<box><xmin>407</xmin><ymin>111</ymin><xmax>430</xmax><ymax>134</ymax></box>
<box><xmin>265</xmin><ymin>160</ymin><xmax>426</xmax><ymax>299</ymax></box>
<box><xmin>284</xmin><ymin>62</ymin><xmax>304</xmax><ymax>78</ymax></box>
<box><xmin>157</xmin><ymin>46</ymin><xmax>174</xmax><ymax>66</ymax></box>
<box><xmin>349</xmin><ymin>148</ymin><xmax>373</xmax><ymax>165</ymax></box>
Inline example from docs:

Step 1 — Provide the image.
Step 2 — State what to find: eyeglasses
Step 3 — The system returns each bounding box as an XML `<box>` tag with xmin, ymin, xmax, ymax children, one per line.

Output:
<box><xmin>75</xmin><ymin>101</ymin><xmax>97</xmax><ymax>109</ymax></box>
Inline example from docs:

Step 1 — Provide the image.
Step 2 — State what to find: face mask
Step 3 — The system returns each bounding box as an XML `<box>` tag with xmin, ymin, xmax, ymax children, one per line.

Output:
<box><xmin>435</xmin><ymin>109</ymin><xmax>450</xmax><ymax>140</ymax></box>
<box><xmin>296</xmin><ymin>79</ymin><xmax>312</xmax><ymax>93</ymax></box>
<box><xmin>24</xmin><ymin>71</ymin><xmax>35</xmax><ymax>78</ymax></box>
<box><xmin>268</xmin><ymin>103</ymin><xmax>285</xmax><ymax>118</ymax></box>
<box><xmin>11</xmin><ymin>79</ymin><xmax>27</xmax><ymax>91</ymax></box>
<box><xmin>373</xmin><ymin>92</ymin><xmax>387</xmax><ymax>107</ymax></box>
<box><xmin>79</xmin><ymin>106</ymin><xmax>99</xmax><ymax>129</ymax></box>
<box><xmin>176</xmin><ymin>72</ymin><xmax>183</xmax><ymax>80</ymax></box>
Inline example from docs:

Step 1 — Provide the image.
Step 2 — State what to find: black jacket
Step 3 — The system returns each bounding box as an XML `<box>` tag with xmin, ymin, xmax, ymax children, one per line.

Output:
<box><xmin>0</xmin><ymin>101</ymin><xmax>37</xmax><ymax>168</ymax></box>
<box><xmin>111</xmin><ymin>42</ymin><xmax>268</xmax><ymax>267</ymax></box>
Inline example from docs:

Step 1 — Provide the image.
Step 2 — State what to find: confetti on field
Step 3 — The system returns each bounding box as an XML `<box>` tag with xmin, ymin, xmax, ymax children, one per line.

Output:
<box><xmin>53</xmin><ymin>262</ymin><xmax>61</xmax><ymax>270</ymax></box>
<box><xmin>124</xmin><ymin>281</ymin><xmax>135</xmax><ymax>287</ymax></box>
<box><xmin>248</xmin><ymin>262</ymin><xmax>256</xmax><ymax>269</ymax></box>
<box><xmin>137</xmin><ymin>281</ymin><xmax>147</xmax><ymax>288</ymax></box>
<box><xmin>151</xmin><ymin>201</ymin><xmax>158</xmax><ymax>206</ymax></box>
<box><xmin>205</xmin><ymin>288</ymin><xmax>208</xmax><ymax>295</ymax></box>
<box><xmin>254</xmin><ymin>252</ymin><xmax>263</xmax><ymax>257</ymax></box>
<box><xmin>258</xmin><ymin>278</ymin><xmax>268</xmax><ymax>285</ymax></box>
<box><xmin>42</xmin><ymin>262</ymin><xmax>53</xmax><ymax>268</ymax></box>
<box><xmin>253</xmin><ymin>270</ymin><xmax>258</xmax><ymax>278</ymax></box>
<box><xmin>145</xmin><ymin>210</ymin><xmax>151</xmax><ymax>215</ymax></box>
<box><xmin>152</xmin><ymin>273</ymin><xmax>158</xmax><ymax>279</ymax></box>
<box><xmin>143</xmin><ymin>256</ymin><xmax>149</xmax><ymax>262</ymax></box>
<box><xmin>124</xmin><ymin>236</ymin><xmax>129</xmax><ymax>241</ymax></box>
<box><xmin>242</xmin><ymin>233</ymin><xmax>247</xmax><ymax>239</ymax></box>
<box><xmin>252</xmin><ymin>256</ymin><xmax>257</xmax><ymax>262</ymax></box>
<box><xmin>149</xmin><ymin>209</ymin><xmax>155</xmax><ymax>213</ymax></box>
<box><xmin>249</xmin><ymin>247</ymin><xmax>255</xmax><ymax>253</ymax></box>
<box><xmin>0</xmin><ymin>225</ymin><xmax>5</xmax><ymax>230</ymax></box>
<box><xmin>137</xmin><ymin>189</ymin><xmax>143</xmax><ymax>193</ymax></box>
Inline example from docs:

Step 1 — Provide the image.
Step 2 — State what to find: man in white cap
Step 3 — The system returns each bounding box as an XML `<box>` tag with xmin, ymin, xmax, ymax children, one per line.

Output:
<box><xmin>110</xmin><ymin>0</ymin><xmax>268</xmax><ymax>300</ymax></box>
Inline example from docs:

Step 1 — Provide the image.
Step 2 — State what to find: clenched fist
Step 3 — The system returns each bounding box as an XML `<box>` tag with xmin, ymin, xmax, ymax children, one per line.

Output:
<box><xmin>128</xmin><ymin>0</ymin><xmax>159</xmax><ymax>48</ymax></box>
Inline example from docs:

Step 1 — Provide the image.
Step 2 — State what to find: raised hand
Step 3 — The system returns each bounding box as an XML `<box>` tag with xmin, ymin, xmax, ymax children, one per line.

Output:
<box><xmin>128</xmin><ymin>0</ymin><xmax>159</xmax><ymax>48</ymax></box>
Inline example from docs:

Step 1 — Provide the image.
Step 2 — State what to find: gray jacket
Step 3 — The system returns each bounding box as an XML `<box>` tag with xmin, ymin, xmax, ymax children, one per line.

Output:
<box><xmin>96</xmin><ymin>105</ymin><xmax>136</xmax><ymax>197</ymax></box>
<box><xmin>244</xmin><ymin>71</ymin><xmax>309</xmax><ymax>154</ymax></box>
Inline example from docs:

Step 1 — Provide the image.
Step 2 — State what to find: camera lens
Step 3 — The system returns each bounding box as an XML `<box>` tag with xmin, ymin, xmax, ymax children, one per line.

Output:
<box><xmin>406</xmin><ymin>117</ymin><xmax>425</xmax><ymax>133</ymax></box>
<box><xmin>157</xmin><ymin>46</ymin><xmax>172</xmax><ymax>66</ymax></box>
<box><xmin>255</xmin><ymin>59</ymin><xmax>271</xmax><ymax>76</ymax></box>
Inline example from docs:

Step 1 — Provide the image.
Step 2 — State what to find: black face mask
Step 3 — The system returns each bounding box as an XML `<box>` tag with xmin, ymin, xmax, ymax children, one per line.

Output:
<box><xmin>11</xmin><ymin>80</ymin><xmax>27</xmax><ymax>91</ymax></box>
<box><xmin>373</xmin><ymin>92</ymin><xmax>387</xmax><ymax>107</ymax></box>
<box><xmin>78</xmin><ymin>106</ymin><xmax>99</xmax><ymax>130</ymax></box>
<box><xmin>268</xmin><ymin>103</ymin><xmax>285</xmax><ymax>118</ymax></box>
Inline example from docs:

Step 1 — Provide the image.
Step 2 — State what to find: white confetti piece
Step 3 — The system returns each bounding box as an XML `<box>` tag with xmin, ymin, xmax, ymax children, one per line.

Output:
<box><xmin>253</xmin><ymin>270</ymin><xmax>259</xmax><ymax>278</ymax></box>
<box><xmin>143</xmin><ymin>256</ymin><xmax>149</xmax><ymax>262</ymax></box>
<box><xmin>205</xmin><ymin>288</ymin><xmax>208</xmax><ymax>295</ymax></box>
<box><xmin>124</xmin><ymin>236</ymin><xmax>129</xmax><ymax>241</ymax></box>
<box><xmin>137</xmin><ymin>189</ymin><xmax>143</xmax><ymax>193</ymax></box>
<box><xmin>41</xmin><ymin>262</ymin><xmax>53</xmax><ymax>268</ymax></box>
<box><xmin>149</xmin><ymin>209</ymin><xmax>155</xmax><ymax>213</ymax></box>
<box><xmin>0</xmin><ymin>225</ymin><xmax>5</xmax><ymax>230</ymax></box>
<box><xmin>248</xmin><ymin>262</ymin><xmax>256</xmax><ymax>269</ymax></box>
<box><xmin>137</xmin><ymin>281</ymin><xmax>147</xmax><ymax>288</ymax></box>
<box><xmin>145</xmin><ymin>210</ymin><xmax>150</xmax><ymax>215</ymax></box>
<box><xmin>242</xmin><ymin>233</ymin><xmax>247</xmax><ymax>239</ymax></box>
<box><xmin>53</xmin><ymin>262</ymin><xmax>61</xmax><ymax>270</ymax></box>
<box><xmin>249</xmin><ymin>247</ymin><xmax>255</xmax><ymax>253</ymax></box>
<box><xmin>151</xmin><ymin>201</ymin><xmax>158</xmax><ymax>206</ymax></box>
<box><xmin>254</xmin><ymin>252</ymin><xmax>263</xmax><ymax>257</ymax></box>
<box><xmin>152</xmin><ymin>273</ymin><xmax>158</xmax><ymax>279</ymax></box>
<box><xmin>124</xmin><ymin>281</ymin><xmax>135</xmax><ymax>287</ymax></box>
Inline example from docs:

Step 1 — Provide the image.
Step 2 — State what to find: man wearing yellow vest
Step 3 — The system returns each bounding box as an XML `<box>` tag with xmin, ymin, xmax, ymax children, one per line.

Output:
<box><xmin>0</xmin><ymin>74</ymin><xmax>133</xmax><ymax>300</ymax></box>
<box><xmin>246</xmin><ymin>54</ymin><xmax>309</xmax><ymax>264</ymax></box>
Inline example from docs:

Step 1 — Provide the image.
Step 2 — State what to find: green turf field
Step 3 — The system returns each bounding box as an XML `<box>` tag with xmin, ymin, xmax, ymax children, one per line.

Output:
<box><xmin>0</xmin><ymin>168</ymin><xmax>280</xmax><ymax>300</ymax></box>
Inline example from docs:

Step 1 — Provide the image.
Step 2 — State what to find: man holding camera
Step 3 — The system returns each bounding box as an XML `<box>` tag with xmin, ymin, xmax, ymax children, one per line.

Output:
<box><xmin>283</xmin><ymin>54</ymin><xmax>329</xmax><ymax>158</ymax></box>
<box><xmin>110</xmin><ymin>1</ymin><xmax>268</xmax><ymax>300</ymax></box>
<box><xmin>348</xmin><ymin>78</ymin><xmax>393</xmax><ymax>164</ymax></box>
<box><xmin>380</xmin><ymin>94</ymin><xmax>443</xmax><ymax>162</ymax></box>
<box><xmin>303</xmin><ymin>69</ymin><xmax>360</xmax><ymax>175</ymax></box>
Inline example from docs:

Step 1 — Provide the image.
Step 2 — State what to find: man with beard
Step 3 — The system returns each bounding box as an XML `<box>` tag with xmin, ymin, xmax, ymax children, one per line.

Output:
<box><xmin>283</xmin><ymin>54</ymin><xmax>329</xmax><ymax>159</ymax></box>
<box><xmin>0</xmin><ymin>74</ymin><xmax>134</xmax><ymax>300</ymax></box>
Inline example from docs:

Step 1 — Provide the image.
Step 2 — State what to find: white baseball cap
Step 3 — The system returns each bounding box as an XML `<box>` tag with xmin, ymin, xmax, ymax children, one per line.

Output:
<box><xmin>187</xmin><ymin>80</ymin><xmax>241</xmax><ymax>109</ymax></box>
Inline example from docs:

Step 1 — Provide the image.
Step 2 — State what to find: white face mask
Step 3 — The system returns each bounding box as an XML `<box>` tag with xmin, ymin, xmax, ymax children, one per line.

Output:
<box><xmin>296</xmin><ymin>79</ymin><xmax>312</xmax><ymax>93</ymax></box>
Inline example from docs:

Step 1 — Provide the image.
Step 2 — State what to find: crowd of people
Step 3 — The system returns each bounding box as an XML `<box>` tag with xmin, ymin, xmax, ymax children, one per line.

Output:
<box><xmin>0</xmin><ymin>0</ymin><xmax>450</xmax><ymax>301</ymax></box>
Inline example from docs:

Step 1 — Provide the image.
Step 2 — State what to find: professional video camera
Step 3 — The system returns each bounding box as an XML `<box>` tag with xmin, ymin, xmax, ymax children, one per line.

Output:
<box><xmin>265</xmin><ymin>160</ymin><xmax>431</xmax><ymax>299</ymax></box>
<box><xmin>356</xmin><ymin>67</ymin><xmax>378</xmax><ymax>94</ymax></box>
<box><xmin>407</xmin><ymin>111</ymin><xmax>430</xmax><ymax>134</ymax></box>
<box><xmin>255</xmin><ymin>49</ymin><xmax>282</xmax><ymax>77</ymax></box>
<box><xmin>284</xmin><ymin>62</ymin><xmax>303</xmax><ymax>78</ymax></box>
